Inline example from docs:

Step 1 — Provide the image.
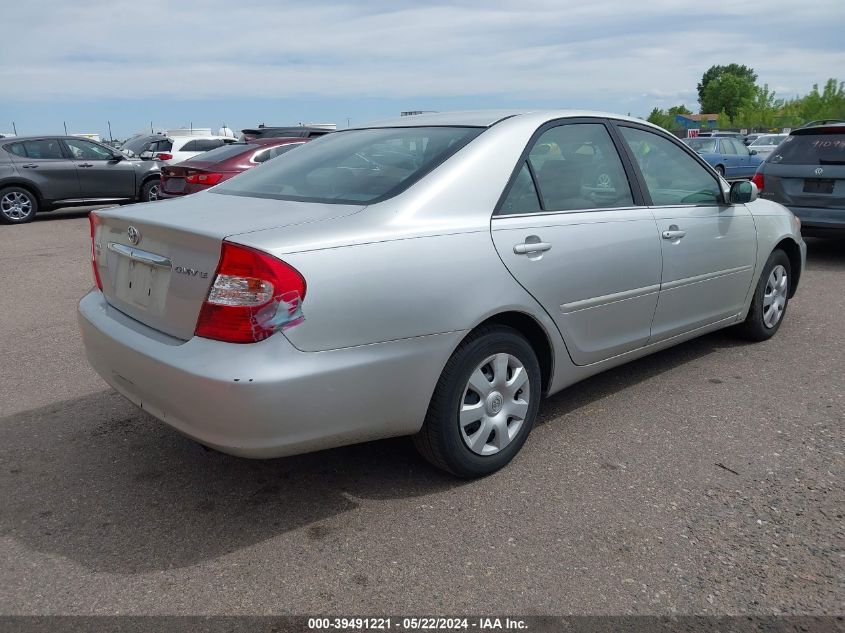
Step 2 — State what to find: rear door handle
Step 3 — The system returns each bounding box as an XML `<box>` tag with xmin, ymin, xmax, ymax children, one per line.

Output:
<box><xmin>79</xmin><ymin>163</ymin><xmax>94</xmax><ymax>168</ymax></box>
<box><xmin>21</xmin><ymin>164</ymin><xmax>38</xmax><ymax>168</ymax></box>
<box><xmin>662</xmin><ymin>228</ymin><xmax>687</xmax><ymax>240</ymax></box>
<box><xmin>513</xmin><ymin>242</ymin><xmax>552</xmax><ymax>254</ymax></box>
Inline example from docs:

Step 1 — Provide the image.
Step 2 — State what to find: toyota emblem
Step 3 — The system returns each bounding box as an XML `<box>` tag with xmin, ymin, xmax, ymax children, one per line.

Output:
<box><xmin>815</xmin><ymin>167</ymin><xmax>824</xmax><ymax>176</ymax></box>
<box><xmin>127</xmin><ymin>226</ymin><xmax>141</xmax><ymax>245</ymax></box>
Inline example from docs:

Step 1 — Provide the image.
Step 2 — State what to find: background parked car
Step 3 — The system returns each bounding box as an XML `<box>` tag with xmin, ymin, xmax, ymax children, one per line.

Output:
<box><xmin>682</xmin><ymin>136</ymin><xmax>763</xmax><ymax>178</ymax></box>
<box><xmin>122</xmin><ymin>134</ymin><xmax>238</xmax><ymax>165</ymax></box>
<box><xmin>753</xmin><ymin>123</ymin><xmax>845</xmax><ymax>237</ymax></box>
<box><xmin>159</xmin><ymin>137</ymin><xmax>308</xmax><ymax>198</ymax></box>
<box><xmin>0</xmin><ymin>135</ymin><xmax>161</xmax><ymax>224</ymax></box>
<box><xmin>748</xmin><ymin>134</ymin><xmax>788</xmax><ymax>158</ymax></box>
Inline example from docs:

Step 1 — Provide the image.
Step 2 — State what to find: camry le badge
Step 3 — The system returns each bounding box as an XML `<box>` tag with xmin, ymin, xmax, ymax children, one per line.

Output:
<box><xmin>127</xmin><ymin>226</ymin><xmax>141</xmax><ymax>245</ymax></box>
<box><xmin>815</xmin><ymin>167</ymin><xmax>824</xmax><ymax>176</ymax></box>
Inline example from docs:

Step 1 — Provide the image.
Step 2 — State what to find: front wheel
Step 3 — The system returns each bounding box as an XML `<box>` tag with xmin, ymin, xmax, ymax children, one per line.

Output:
<box><xmin>413</xmin><ymin>325</ymin><xmax>541</xmax><ymax>477</ymax></box>
<box><xmin>733</xmin><ymin>249</ymin><xmax>791</xmax><ymax>341</ymax></box>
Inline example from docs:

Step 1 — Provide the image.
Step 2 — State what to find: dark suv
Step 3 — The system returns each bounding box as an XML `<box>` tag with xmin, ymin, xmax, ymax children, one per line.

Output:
<box><xmin>753</xmin><ymin>124</ymin><xmax>845</xmax><ymax>237</ymax></box>
<box><xmin>0</xmin><ymin>136</ymin><xmax>162</xmax><ymax>224</ymax></box>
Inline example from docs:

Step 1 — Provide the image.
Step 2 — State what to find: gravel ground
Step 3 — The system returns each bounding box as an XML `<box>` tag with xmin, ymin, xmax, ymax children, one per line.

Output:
<box><xmin>0</xmin><ymin>208</ymin><xmax>842</xmax><ymax>615</ymax></box>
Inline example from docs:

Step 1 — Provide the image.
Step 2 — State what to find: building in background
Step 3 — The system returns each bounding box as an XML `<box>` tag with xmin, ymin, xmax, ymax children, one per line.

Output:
<box><xmin>674</xmin><ymin>113</ymin><xmax>719</xmax><ymax>130</ymax></box>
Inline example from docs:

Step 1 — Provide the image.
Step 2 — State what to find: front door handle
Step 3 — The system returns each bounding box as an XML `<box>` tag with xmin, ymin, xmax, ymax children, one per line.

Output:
<box><xmin>662</xmin><ymin>228</ymin><xmax>687</xmax><ymax>240</ymax></box>
<box><xmin>79</xmin><ymin>163</ymin><xmax>94</xmax><ymax>168</ymax></box>
<box><xmin>514</xmin><ymin>241</ymin><xmax>552</xmax><ymax>255</ymax></box>
<box><xmin>21</xmin><ymin>164</ymin><xmax>38</xmax><ymax>168</ymax></box>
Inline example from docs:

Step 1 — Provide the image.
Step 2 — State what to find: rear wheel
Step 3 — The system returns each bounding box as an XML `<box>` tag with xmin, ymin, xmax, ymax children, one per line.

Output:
<box><xmin>413</xmin><ymin>325</ymin><xmax>541</xmax><ymax>477</ymax></box>
<box><xmin>734</xmin><ymin>249</ymin><xmax>791</xmax><ymax>341</ymax></box>
<box><xmin>715</xmin><ymin>165</ymin><xmax>725</xmax><ymax>177</ymax></box>
<box><xmin>141</xmin><ymin>179</ymin><xmax>160</xmax><ymax>202</ymax></box>
<box><xmin>0</xmin><ymin>186</ymin><xmax>38</xmax><ymax>224</ymax></box>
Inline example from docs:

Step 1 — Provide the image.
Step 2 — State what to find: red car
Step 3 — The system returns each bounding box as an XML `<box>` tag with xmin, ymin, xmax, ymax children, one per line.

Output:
<box><xmin>158</xmin><ymin>137</ymin><xmax>308</xmax><ymax>198</ymax></box>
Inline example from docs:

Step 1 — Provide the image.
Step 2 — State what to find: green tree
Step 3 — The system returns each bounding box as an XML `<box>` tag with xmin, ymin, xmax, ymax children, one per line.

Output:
<box><xmin>701</xmin><ymin>72</ymin><xmax>757</xmax><ymax>120</ymax></box>
<box><xmin>697</xmin><ymin>64</ymin><xmax>757</xmax><ymax>107</ymax></box>
<box><xmin>735</xmin><ymin>84</ymin><xmax>783</xmax><ymax>129</ymax></box>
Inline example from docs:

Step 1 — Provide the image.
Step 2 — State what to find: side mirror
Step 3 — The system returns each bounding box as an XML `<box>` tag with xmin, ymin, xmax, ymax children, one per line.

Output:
<box><xmin>749</xmin><ymin>149</ymin><xmax>758</xmax><ymax>155</ymax></box>
<box><xmin>139</xmin><ymin>151</ymin><xmax>154</xmax><ymax>160</ymax></box>
<box><xmin>110</xmin><ymin>153</ymin><xmax>124</xmax><ymax>162</ymax></box>
<box><xmin>729</xmin><ymin>180</ymin><xmax>758</xmax><ymax>204</ymax></box>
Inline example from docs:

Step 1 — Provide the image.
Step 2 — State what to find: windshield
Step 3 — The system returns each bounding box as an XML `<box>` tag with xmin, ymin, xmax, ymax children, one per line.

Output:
<box><xmin>769</xmin><ymin>133</ymin><xmax>845</xmax><ymax>165</ymax></box>
<box><xmin>684</xmin><ymin>139</ymin><xmax>718</xmax><ymax>153</ymax></box>
<box><xmin>214</xmin><ymin>126</ymin><xmax>483</xmax><ymax>204</ymax></box>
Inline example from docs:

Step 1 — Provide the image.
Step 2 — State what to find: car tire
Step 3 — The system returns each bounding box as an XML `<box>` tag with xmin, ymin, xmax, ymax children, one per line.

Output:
<box><xmin>715</xmin><ymin>165</ymin><xmax>725</xmax><ymax>176</ymax></box>
<box><xmin>141</xmin><ymin>179</ymin><xmax>160</xmax><ymax>202</ymax></box>
<box><xmin>0</xmin><ymin>186</ymin><xmax>38</xmax><ymax>224</ymax></box>
<box><xmin>413</xmin><ymin>325</ymin><xmax>542</xmax><ymax>478</ymax></box>
<box><xmin>733</xmin><ymin>249</ymin><xmax>791</xmax><ymax>341</ymax></box>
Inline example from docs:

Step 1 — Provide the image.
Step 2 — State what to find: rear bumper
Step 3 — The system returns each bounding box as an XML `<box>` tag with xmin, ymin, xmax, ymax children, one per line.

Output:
<box><xmin>78</xmin><ymin>290</ymin><xmax>463</xmax><ymax>458</ymax></box>
<box><xmin>785</xmin><ymin>205</ymin><xmax>845</xmax><ymax>233</ymax></box>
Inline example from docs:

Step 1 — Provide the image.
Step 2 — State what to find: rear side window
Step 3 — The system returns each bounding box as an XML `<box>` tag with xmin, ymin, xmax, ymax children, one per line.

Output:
<box><xmin>6</xmin><ymin>139</ymin><xmax>65</xmax><ymax>159</ymax></box>
<box><xmin>769</xmin><ymin>133</ymin><xmax>845</xmax><ymax>165</ymax></box>
<box><xmin>150</xmin><ymin>140</ymin><xmax>173</xmax><ymax>152</ymax></box>
<box><xmin>523</xmin><ymin>123</ymin><xmax>633</xmax><ymax>212</ymax></box>
<box><xmin>214</xmin><ymin>126</ymin><xmax>483</xmax><ymax>204</ymax></box>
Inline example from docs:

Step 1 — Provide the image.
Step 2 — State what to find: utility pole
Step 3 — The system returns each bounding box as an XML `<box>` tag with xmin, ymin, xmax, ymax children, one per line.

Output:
<box><xmin>12</xmin><ymin>122</ymin><xmax>17</xmax><ymax>135</ymax></box>
<box><xmin>63</xmin><ymin>121</ymin><xmax>68</xmax><ymax>135</ymax></box>
<box><xmin>107</xmin><ymin>121</ymin><xmax>113</xmax><ymax>143</ymax></box>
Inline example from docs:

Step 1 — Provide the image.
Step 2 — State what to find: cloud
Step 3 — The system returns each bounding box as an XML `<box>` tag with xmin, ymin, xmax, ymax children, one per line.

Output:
<box><xmin>2</xmin><ymin>0</ymin><xmax>844</xmax><ymax>108</ymax></box>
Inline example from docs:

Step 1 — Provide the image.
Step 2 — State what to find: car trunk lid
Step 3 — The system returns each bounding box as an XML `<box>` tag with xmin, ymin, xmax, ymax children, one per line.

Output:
<box><xmin>92</xmin><ymin>192</ymin><xmax>364</xmax><ymax>340</ymax></box>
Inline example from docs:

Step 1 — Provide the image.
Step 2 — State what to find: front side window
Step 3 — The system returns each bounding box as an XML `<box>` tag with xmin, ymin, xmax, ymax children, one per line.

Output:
<box><xmin>619</xmin><ymin>126</ymin><xmax>722</xmax><ymax>206</ymax></box>
<box><xmin>520</xmin><ymin>123</ymin><xmax>633</xmax><ymax>212</ymax></box>
<box><xmin>729</xmin><ymin>139</ymin><xmax>749</xmax><ymax>156</ymax></box>
<box><xmin>214</xmin><ymin>126</ymin><xmax>483</xmax><ymax>204</ymax></box>
<box><xmin>720</xmin><ymin>139</ymin><xmax>737</xmax><ymax>155</ymax></box>
<box><xmin>64</xmin><ymin>138</ymin><xmax>113</xmax><ymax>161</ymax></box>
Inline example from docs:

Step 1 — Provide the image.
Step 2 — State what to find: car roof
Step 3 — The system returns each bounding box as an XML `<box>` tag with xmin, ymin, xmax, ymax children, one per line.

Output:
<box><xmin>353</xmin><ymin>109</ymin><xmax>655</xmax><ymax>129</ymax></box>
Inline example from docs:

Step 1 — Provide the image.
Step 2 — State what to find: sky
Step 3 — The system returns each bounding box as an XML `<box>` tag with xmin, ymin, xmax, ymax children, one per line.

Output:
<box><xmin>1</xmin><ymin>0</ymin><xmax>844</xmax><ymax>139</ymax></box>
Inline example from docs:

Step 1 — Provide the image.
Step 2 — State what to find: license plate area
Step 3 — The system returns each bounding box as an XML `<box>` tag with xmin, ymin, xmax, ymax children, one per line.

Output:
<box><xmin>163</xmin><ymin>178</ymin><xmax>186</xmax><ymax>193</ymax></box>
<box><xmin>108</xmin><ymin>243</ymin><xmax>171</xmax><ymax>313</ymax></box>
<box><xmin>803</xmin><ymin>178</ymin><xmax>835</xmax><ymax>194</ymax></box>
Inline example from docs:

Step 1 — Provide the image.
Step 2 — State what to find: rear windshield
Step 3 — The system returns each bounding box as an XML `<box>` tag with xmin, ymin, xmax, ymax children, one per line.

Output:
<box><xmin>684</xmin><ymin>139</ymin><xmax>717</xmax><ymax>153</ymax></box>
<box><xmin>769</xmin><ymin>133</ymin><xmax>845</xmax><ymax>165</ymax></box>
<box><xmin>213</xmin><ymin>126</ymin><xmax>483</xmax><ymax>204</ymax></box>
<box><xmin>189</xmin><ymin>143</ymin><xmax>254</xmax><ymax>162</ymax></box>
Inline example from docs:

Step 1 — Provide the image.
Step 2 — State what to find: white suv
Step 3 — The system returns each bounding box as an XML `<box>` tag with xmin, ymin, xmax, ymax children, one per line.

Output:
<box><xmin>124</xmin><ymin>134</ymin><xmax>238</xmax><ymax>165</ymax></box>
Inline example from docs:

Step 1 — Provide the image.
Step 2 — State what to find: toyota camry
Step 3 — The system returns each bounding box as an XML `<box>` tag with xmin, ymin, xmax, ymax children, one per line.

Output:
<box><xmin>79</xmin><ymin>110</ymin><xmax>805</xmax><ymax>477</ymax></box>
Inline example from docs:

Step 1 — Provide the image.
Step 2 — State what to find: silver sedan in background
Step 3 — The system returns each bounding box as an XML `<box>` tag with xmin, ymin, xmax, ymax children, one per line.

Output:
<box><xmin>749</xmin><ymin>133</ymin><xmax>789</xmax><ymax>158</ymax></box>
<box><xmin>79</xmin><ymin>110</ymin><xmax>805</xmax><ymax>477</ymax></box>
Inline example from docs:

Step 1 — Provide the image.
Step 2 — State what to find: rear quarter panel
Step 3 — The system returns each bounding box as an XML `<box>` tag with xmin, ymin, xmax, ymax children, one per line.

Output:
<box><xmin>248</xmin><ymin>230</ymin><xmax>561</xmax><ymax>353</ymax></box>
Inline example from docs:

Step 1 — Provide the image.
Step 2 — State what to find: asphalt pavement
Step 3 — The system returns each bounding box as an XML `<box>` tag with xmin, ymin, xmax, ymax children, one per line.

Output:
<box><xmin>0</xmin><ymin>207</ymin><xmax>842</xmax><ymax>615</ymax></box>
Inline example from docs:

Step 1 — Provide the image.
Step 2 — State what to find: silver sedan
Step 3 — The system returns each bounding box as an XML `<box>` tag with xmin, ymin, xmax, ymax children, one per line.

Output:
<box><xmin>79</xmin><ymin>110</ymin><xmax>806</xmax><ymax>477</ymax></box>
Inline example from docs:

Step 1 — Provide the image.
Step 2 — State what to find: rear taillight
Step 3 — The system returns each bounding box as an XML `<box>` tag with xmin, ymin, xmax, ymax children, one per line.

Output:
<box><xmin>186</xmin><ymin>172</ymin><xmax>223</xmax><ymax>185</ymax></box>
<box><xmin>751</xmin><ymin>170</ymin><xmax>764</xmax><ymax>192</ymax></box>
<box><xmin>194</xmin><ymin>242</ymin><xmax>306</xmax><ymax>343</ymax></box>
<box><xmin>88</xmin><ymin>213</ymin><xmax>103</xmax><ymax>291</ymax></box>
<box><xmin>155</xmin><ymin>153</ymin><xmax>173</xmax><ymax>161</ymax></box>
